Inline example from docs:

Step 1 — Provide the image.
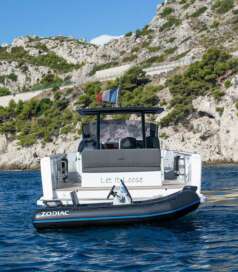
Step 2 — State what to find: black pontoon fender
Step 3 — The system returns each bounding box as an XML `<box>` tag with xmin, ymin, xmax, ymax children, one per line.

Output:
<box><xmin>33</xmin><ymin>186</ymin><xmax>200</xmax><ymax>230</ymax></box>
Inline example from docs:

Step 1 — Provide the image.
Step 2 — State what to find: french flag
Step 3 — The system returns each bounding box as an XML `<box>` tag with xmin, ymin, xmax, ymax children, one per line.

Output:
<box><xmin>96</xmin><ymin>88</ymin><xmax>120</xmax><ymax>105</ymax></box>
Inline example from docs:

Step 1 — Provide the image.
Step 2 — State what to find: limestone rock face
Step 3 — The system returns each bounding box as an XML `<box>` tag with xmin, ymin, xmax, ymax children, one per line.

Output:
<box><xmin>0</xmin><ymin>134</ymin><xmax>80</xmax><ymax>170</ymax></box>
<box><xmin>0</xmin><ymin>135</ymin><xmax>7</xmax><ymax>154</ymax></box>
<box><xmin>1</xmin><ymin>0</ymin><xmax>238</xmax><ymax>92</ymax></box>
<box><xmin>160</xmin><ymin>84</ymin><xmax>238</xmax><ymax>163</ymax></box>
<box><xmin>1</xmin><ymin>0</ymin><xmax>238</xmax><ymax>168</ymax></box>
<box><xmin>0</xmin><ymin>61</ymin><xmax>50</xmax><ymax>91</ymax></box>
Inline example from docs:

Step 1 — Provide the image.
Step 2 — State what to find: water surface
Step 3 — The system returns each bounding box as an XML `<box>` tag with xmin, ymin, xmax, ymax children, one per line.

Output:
<box><xmin>0</xmin><ymin>165</ymin><xmax>238</xmax><ymax>271</ymax></box>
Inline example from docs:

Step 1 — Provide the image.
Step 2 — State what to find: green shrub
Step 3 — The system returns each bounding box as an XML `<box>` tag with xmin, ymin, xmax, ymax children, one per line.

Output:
<box><xmin>224</xmin><ymin>79</ymin><xmax>232</xmax><ymax>88</ymax></box>
<box><xmin>167</xmin><ymin>37</ymin><xmax>176</xmax><ymax>43</ymax></box>
<box><xmin>216</xmin><ymin>107</ymin><xmax>224</xmax><ymax>116</ymax></box>
<box><xmin>0</xmin><ymin>73</ymin><xmax>18</xmax><ymax>83</ymax></box>
<box><xmin>180</xmin><ymin>0</ymin><xmax>196</xmax><ymax>9</ymax></box>
<box><xmin>122</xmin><ymin>55</ymin><xmax>137</xmax><ymax>63</ymax></box>
<box><xmin>0</xmin><ymin>87</ymin><xmax>11</xmax><ymax>96</ymax></box>
<box><xmin>211</xmin><ymin>88</ymin><xmax>225</xmax><ymax>100</ymax></box>
<box><xmin>190</xmin><ymin>6</ymin><xmax>207</xmax><ymax>17</ymax></box>
<box><xmin>147</xmin><ymin>46</ymin><xmax>161</xmax><ymax>53</ymax></box>
<box><xmin>180</xmin><ymin>36</ymin><xmax>191</xmax><ymax>44</ymax></box>
<box><xmin>211</xmin><ymin>20</ymin><xmax>220</xmax><ymax>28</ymax></box>
<box><xmin>160</xmin><ymin>16</ymin><xmax>181</xmax><ymax>32</ymax></box>
<box><xmin>34</xmin><ymin>43</ymin><xmax>49</xmax><ymax>52</ymax></box>
<box><xmin>135</xmin><ymin>25</ymin><xmax>153</xmax><ymax>37</ymax></box>
<box><xmin>125</xmin><ymin>32</ymin><xmax>133</xmax><ymax>37</ymax></box>
<box><xmin>120</xmin><ymin>66</ymin><xmax>149</xmax><ymax>91</ymax></box>
<box><xmin>0</xmin><ymin>76</ymin><xmax>5</xmax><ymax>84</ymax></box>
<box><xmin>17</xmin><ymin>132</ymin><xmax>37</xmax><ymax>146</ymax></box>
<box><xmin>141</xmin><ymin>54</ymin><xmax>166</xmax><ymax>67</ymax></box>
<box><xmin>141</xmin><ymin>47</ymin><xmax>176</xmax><ymax>68</ymax></box>
<box><xmin>120</xmin><ymin>85</ymin><xmax>161</xmax><ymax>107</ymax></box>
<box><xmin>61</xmin><ymin>125</ymin><xmax>73</xmax><ymax>135</ymax></box>
<box><xmin>8</xmin><ymin>73</ymin><xmax>18</xmax><ymax>81</ymax></box>
<box><xmin>212</xmin><ymin>0</ymin><xmax>234</xmax><ymax>14</ymax></box>
<box><xmin>161</xmin><ymin>7</ymin><xmax>174</xmax><ymax>17</ymax></box>
<box><xmin>160</xmin><ymin>132</ymin><xmax>169</xmax><ymax>139</ymax></box>
<box><xmin>77</xmin><ymin>94</ymin><xmax>92</xmax><ymax>108</ymax></box>
<box><xmin>27</xmin><ymin>36</ymin><xmax>41</xmax><ymax>42</ymax></box>
<box><xmin>76</xmin><ymin>81</ymin><xmax>102</xmax><ymax>108</ymax></box>
<box><xmin>160</xmin><ymin>104</ymin><xmax>193</xmax><ymax>127</ymax></box>
<box><xmin>164</xmin><ymin>47</ymin><xmax>177</xmax><ymax>55</ymax></box>
<box><xmin>31</xmin><ymin>74</ymin><xmax>63</xmax><ymax>91</ymax></box>
<box><xmin>172</xmin><ymin>50</ymin><xmax>190</xmax><ymax>61</ymax></box>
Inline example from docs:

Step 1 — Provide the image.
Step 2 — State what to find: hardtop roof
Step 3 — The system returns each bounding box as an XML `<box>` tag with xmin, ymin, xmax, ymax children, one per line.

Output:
<box><xmin>78</xmin><ymin>107</ymin><xmax>164</xmax><ymax>116</ymax></box>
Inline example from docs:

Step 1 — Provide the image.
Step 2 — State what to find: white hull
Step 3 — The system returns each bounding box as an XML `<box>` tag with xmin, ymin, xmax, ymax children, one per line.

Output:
<box><xmin>37</xmin><ymin>150</ymin><xmax>203</xmax><ymax>206</ymax></box>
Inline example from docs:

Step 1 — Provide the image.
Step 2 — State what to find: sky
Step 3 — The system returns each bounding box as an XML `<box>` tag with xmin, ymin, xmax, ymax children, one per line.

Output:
<box><xmin>0</xmin><ymin>0</ymin><xmax>162</xmax><ymax>45</ymax></box>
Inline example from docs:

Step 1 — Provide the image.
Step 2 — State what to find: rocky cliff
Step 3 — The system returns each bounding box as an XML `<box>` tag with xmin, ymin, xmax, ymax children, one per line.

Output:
<box><xmin>1</xmin><ymin>0</ymin><xmax>238</xmax><ymax>169</ymax></box>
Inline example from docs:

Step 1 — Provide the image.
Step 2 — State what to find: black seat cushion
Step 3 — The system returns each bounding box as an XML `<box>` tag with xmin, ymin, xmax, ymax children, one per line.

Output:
<box><xmin>120</xmin><ymin>137</ymin><xmax>137</xmax><ymax>149</ymax></box>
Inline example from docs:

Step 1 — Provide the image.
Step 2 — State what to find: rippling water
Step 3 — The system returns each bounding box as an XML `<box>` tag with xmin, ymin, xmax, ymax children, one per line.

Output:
<box><xmin>0</xmin><ymin>166</ymin><xmax>238</xmax><ymax>271</ymax></box>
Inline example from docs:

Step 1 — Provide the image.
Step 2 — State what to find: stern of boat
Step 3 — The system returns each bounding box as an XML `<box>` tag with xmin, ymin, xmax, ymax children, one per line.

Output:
<box><xmin>36</xmin><ymin>148</ymin><xmax>203</xmax><ymax>207</ymax></box>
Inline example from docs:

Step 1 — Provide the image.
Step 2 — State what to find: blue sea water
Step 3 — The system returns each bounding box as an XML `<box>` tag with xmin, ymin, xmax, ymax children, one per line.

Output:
<box><xmin>0</xmin><ymin>166</ymin><xmax>238</xmax><ymax>272</ymax></box>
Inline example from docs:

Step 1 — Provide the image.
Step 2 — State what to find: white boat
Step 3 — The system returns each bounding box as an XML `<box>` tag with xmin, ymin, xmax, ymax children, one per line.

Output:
<box><xmin>33</xmin><ymin>107</ymin><xmax>203</xmax><ymax>229</ymax></box>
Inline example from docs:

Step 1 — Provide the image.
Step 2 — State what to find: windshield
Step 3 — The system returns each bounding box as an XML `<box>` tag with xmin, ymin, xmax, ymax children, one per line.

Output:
<box><xmin>81</xmin><ymin>120</ymin><xmax>159</xmax><ymax>150</ymax></box>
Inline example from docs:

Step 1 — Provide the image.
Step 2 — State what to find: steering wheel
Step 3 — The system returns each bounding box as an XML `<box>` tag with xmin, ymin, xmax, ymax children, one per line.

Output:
<box><xmin>107</xmin><ymin>185</ymin><xmax>116</xmax><ymax>199</ymax></box>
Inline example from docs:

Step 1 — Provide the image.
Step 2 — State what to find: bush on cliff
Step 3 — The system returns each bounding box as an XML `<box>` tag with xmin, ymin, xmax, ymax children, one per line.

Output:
<box><xmin>190</xmin><ymin>6</ymin><xmax>207</xmax><ymax>17</ymax></box>
<box><xmin>0</xmin><ymin>46</ymin><xmax>81</xmax><ymax>73</ymax></box>
<box><xmin>0</xmin><ymin>93</ymin><xmax>79</xmax><ymax>146</ymax></box>
<box><xmin>160</xmin><ymin>48</ymin><xmax>238</xmax><ymax>127</ymax></box>
<box><xmin>120</xmin><ymin>66</ymin><xmax>149</xmax><ymax>91</ymax></box>
<box><xmin>31</xmin><ymin>73</ymin><xmax>63</xmax><ymax>91</ymax></box>
<box><xmin>212</xmin><ymin>0</ymin><xmax>234</xmax><ymax>14</ymax></box>
<box><xmin>160</xmin><ymin>16</ymin><xmax>181</xmax><ymax>32</ymax></box>
<box><xmin>76</xmin><ymin>81</ymin><xmax>102</xmax><ymax>108</ymax></box>
<box><xmin>120</xmin><ymin>85</ymin><xmax>161</xmax><ymax>107</ymax></box>
<box><xmin>0</xmin><ymin>87</ymin><xmax>11</xmax><ymax>96</ymax></box>
<box><xmin>161</xmin><ymin>7</ymin><xmax>174</xmax><ymax>18</ymax></box>
<box><xmin>118</xmin><ymin>66</ymin><xmax>160</xmax><ymax>107</ymax></box>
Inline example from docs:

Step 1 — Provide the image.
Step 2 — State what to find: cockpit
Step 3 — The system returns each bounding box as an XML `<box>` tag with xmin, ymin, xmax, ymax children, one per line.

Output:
<box><xmin>78</xmin><ymin>120</ymin><xmax>160</xmax><ymax>152</ymax></box>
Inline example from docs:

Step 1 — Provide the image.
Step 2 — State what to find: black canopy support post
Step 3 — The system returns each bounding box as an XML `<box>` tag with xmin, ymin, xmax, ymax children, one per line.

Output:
<box><xmin>141</xmin><ymin>113</ymin><xmax>146</xmax><ymax>148</ymax></box>
<box><xmin>96</xmin><ymin>113</ymin><xmax>101</xmax><ymax>149</ymax></box>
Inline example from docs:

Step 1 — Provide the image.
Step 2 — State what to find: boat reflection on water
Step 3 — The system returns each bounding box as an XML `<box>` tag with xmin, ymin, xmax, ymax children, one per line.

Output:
<box><xmin>205</xmin><ymin>189</ymin><xmax>238</xmax><ymax>206</ymax></box>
